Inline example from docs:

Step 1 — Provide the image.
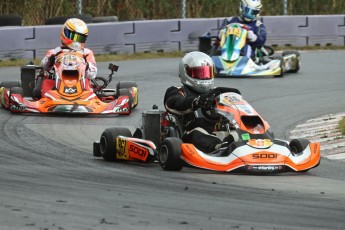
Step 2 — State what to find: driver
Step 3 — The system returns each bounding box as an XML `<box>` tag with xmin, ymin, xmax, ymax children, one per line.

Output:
<box><xmin>164</xmin><ymin>51</ymin><xmax>234</xmax><ymax>153</ymax></box>
<box><xmin>218</xmin><ymin>0</ymin><xmax>266</xmax><ymax>61</ymax></box>
<box><xmin>33</xmin><ymin>18</ymin><xmax>97</xmax><ymax>99</ymax></box>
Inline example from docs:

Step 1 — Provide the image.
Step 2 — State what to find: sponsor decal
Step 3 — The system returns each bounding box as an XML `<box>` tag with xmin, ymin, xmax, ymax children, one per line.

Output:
<box><xmin>241</xmin><ymin>133</ymin><xmax>250</xmax><ymax>141</ymax></box>
<box><xmin>115</xmin><ymin>107</ymin><xmax>129</xmax><ymax>113</ymax></box>
<box><xmin>247</xmin><ymin>139</ymin><xmax>273</xmax><ymax>148</ymax></box>
<box><xmin>64</xmin><ymin>86</ymin><xmax>77</xmax><ymax>94</ymax></box>
<box><xmin>116</xmin><ymin>137</ymin><xmax>128</xmax><ymax>160</ymax></box>
<box><xmin>10</xmin><ymin>104</ymin><xmax>26</xmax><ymax>111</ymax></box>
<box><xmin>249</xmin><ymin>165</ymin><xmax>280</xmax><ymax>171</ymax></box>
<box><xmin>252</xmin><ymin>153</ymin><xmax>277</xmax><ymax>159</ymax></box>
<box><xmin>128</xmin><ymin>144</ymin><xmax>148</xmax><ymax>161</ymax></box>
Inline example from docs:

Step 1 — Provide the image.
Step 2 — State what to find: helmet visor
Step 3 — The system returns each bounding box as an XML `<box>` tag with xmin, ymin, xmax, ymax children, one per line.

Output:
<box><xmin>64</xmin><ymin>28</ymin><xmax>87</xmax><ymax>43</ymax></box>
<box><xmin>242</xmin><ymin>5</ymin><xmax>260</xmax><ymax>20</ymax></box>
<box><xmin>185</xmin><ymin>65</ymin><xmax>214</xmax><ymax>80</ymax></box>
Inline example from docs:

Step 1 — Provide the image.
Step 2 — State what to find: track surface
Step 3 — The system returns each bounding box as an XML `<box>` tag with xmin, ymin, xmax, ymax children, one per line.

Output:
<box><xmin>1</xmin><ymin>51</ymin><xmax>345</xmax><ymax>230</ymax></box>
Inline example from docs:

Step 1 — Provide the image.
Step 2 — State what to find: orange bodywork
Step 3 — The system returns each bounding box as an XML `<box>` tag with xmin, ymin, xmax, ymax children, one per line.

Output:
<box><xmin>180</xmin><ymin>142</ymin><xmax>321</xmax><ymax>173</ymax></box>
<box><xmin>1</xmin><ymin>52</ymin><xmax>135</xmax><ymax>115</ymax></box>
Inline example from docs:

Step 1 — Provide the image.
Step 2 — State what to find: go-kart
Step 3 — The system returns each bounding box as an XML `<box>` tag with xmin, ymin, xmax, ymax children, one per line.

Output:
<box><xmin>0</xmin><ymin>51</ymin><xmax>138</xmax><ymax>114</ymax></box>
<box><xmin>93</xmin><ymin>87</ymin><xmax>320</xmax><ymax>174</ymax></box>
<box><xmin>199</xmin><ymin>23</ymin><xmax>300</xmax><ymax>77</ymax></box>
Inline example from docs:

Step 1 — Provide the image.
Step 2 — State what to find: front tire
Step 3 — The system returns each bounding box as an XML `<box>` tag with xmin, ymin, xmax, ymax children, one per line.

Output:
<box><xmin>289</xmin><ymin>138</ymin><xmax>310</xmax><ymax>155</ymax></box>
<box><xmin>159</xmin><ymin>137</ymin><xmax>183</xmax><ymax>171</ymax></box>
<box><xmin>99</xmin><ymin>127</ymin><xmax>132</xmax><ymax>161</ymax></box>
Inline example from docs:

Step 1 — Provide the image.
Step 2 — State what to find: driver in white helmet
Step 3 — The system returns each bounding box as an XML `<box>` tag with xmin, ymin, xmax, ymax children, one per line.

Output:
<box><xmin>33</xmin><ymin>18</ymin><xmax>97</xmax><ymax>99</ymax></box>
<box><xmin>164</xmin><ymin>51</ymin><xmax>234</xmax><ymax>153</ymax></box>
<box><xmin>218</xmin><ymin>0</ymin><xmax>266</xmax><ymax>60</ymax></box>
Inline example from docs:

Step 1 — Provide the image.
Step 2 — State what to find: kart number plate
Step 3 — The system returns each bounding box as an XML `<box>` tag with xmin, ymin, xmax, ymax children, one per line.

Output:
<box><xmin>116</xmin><ymin>137</ymin><xmax>129</xmax><ymax>160</ymax></box>
<box><xmin>228</xmin><ymin>27</ymin><xmax>241</xmax><ymax>37</ymax></box>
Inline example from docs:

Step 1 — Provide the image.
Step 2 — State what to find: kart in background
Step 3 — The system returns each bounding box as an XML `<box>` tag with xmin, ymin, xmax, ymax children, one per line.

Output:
<box><xmin>0</xmin><ymin>51</ymin><xmax>138</xmax><ymax>114</ymax></box>
<box><xmin>93</xmin><ymin>87</ymin><xmax>320</xmax><ymax>174</ymax></box>
<box><xmin>199</xmin><ymin>23</ymin><xmax>300</xmax><ymax>78</ymax></box>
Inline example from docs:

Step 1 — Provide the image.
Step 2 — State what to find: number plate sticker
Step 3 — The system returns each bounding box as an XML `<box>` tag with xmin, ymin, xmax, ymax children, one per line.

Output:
<box><xmin>116</xmin><ymin>137</ymin><xmax>129</xmax><ymax>160</ymax></box>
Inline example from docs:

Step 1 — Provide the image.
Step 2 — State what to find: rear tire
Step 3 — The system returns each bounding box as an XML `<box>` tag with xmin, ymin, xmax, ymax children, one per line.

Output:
<box><xmin>116</xmin><ymin>81</ymin><xmax>138</xmax><ymax>109</ymax></box>
<box><xmin>10</xmin><ymin>87</ymin><xmax>24</xmax><ymax>97</ymax></box>
<box><xmin>118</xmin><ymin>88</ymin><xmax>133</xmax><ymax>112</ymax></box>
<box><xmin>100</xmin><ymin>127</ymin><xmax>132</xmax><ymax>161</ymax></box>
<box><xmin>282</xmin><ymin>50</ymin><xmax>300</xmax><ymax>73</ymax></box>
<box><xmin>0</xmin><ymin>81</ymin><xmax>21</xmax><ymax>88</ymax></box>
<box><xmin>159</xmin><ymin>137</ymin><xmax>183</xmax><ymax>171</ymax></box>
<box><xmin>273</xmin><ymin>56</ymin><xmax>284</xmax><ymax>78</ymax></box>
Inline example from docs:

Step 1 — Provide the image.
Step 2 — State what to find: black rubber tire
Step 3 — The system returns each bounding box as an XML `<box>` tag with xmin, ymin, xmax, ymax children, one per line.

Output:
<box><xmin>0</xmin><ymin>14</ymin><xmax>22</xmax><ymax>26</ymax></box>
<box><xmin>10</xmin><ymin>87</ymin><xmax>24</xmax><ymax>97</ymax></box>
<box><xmin>159</xmin><ymin>137</ymin><xmax>183</xmax><ymax>171</ymax></box>
<box><xmin>116</xmin><ymin>81</ymin><xmax>138</xmax><ymax>109</ymax></box>
<box><xmin>273</xmin><ymin>56</ymin><xmax>284</xmax><ymax>78</ymax></box>
<box><xmin>0</xmin><ymin>81</ymin><xmax>21</xmax><ymax>88</ymax></box>
<box><xmin>45</xmin><ymin>14</ymin><xmax>92</xmax><ymax>25</ymax></box>
<box><xmin>100</xmin><ymin>127</ymin><xmax>132</xmax><ymax>161</ymax></box>
<box><xmin>289</xmin><ymin>138</ymin><xmax>310</xmax><ymax>155</ymax></box>
<box><xmin>282</xmin><ymin>50</ymin><xmax>300</xmax><ymax>73</ymax></box>
<box><xmin>118</xmin><ymin>88</ymin><xmax>133</xmax><ymax>111</ymax></box>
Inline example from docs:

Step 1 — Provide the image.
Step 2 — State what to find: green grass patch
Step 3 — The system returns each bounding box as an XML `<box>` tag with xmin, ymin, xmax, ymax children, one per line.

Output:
<box><xmin>338</xmin><ymin>117</ymin><xmax>345</xmax><ymax>135</ymax></box>
<box><xmin>0</xmin><ymin>51</ymin><xmax>185</xmax><ymax>68</ymax></box>
<box><xmin>1</xmin><ymin>45</ymin><xmax>345</xmax><ymax>68</ymax></box>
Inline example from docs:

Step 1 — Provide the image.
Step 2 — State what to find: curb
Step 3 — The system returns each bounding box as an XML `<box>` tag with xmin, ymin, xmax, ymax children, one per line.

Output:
<box><xmin>289</xmin><ymin>112</ymin><xmax>345</xmax><ymax>163</ymax></box>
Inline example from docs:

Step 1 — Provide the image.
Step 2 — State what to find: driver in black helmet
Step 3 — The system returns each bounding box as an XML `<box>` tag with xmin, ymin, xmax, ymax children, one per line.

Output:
<box><xmin>164</xmin><ymin>51</ymin><xmax>234</xmax><ymax>153</ymax></box>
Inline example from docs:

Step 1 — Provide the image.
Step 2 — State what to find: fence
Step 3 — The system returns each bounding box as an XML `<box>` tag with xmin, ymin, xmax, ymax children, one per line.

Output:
<box><xmin>0</xmin><ymin>15</ymin><xmax>344</xmax><ymax>60</ymax></box>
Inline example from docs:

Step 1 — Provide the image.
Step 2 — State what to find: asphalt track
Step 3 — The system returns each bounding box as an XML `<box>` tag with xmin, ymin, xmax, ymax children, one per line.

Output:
<box><xmin>1</xmin><ymin>51</ymin><xmax>345</xmax><ymax>230</ymax></box>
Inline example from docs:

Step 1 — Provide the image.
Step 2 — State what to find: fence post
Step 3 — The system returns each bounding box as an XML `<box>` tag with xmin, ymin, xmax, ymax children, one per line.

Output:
<box><xmin>182</xmin><ymin>0</ymin><xmax>186</xmax><ymax>18</ymax></box>
<box><xmin>77</xmin><ymin>0</ymin><xmax>82</xmax><ymax>15</ymax></box>
<box><xmin>282</xmin><ymin>0</ymin><xmax>288</xmax><ymax>15</ymax></box>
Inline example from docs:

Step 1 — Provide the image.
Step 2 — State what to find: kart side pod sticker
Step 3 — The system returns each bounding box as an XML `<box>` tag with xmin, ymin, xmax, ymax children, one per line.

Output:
<box><xmin>241</xmin><ymin>133</ymin><xmax>250</xmax><ymax>141</ymax></box>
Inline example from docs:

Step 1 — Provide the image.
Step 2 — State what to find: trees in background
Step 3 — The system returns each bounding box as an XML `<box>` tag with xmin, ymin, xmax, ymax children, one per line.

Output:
<box><xmin>0</xmin><ymin>0</ymin><xmax>344</xmax><ymax>25</ymax></box>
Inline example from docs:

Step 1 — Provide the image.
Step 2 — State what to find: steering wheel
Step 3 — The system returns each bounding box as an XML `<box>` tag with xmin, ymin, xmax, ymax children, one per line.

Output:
<box><xmin>91</xmin><ymin>76</ymin><xmax>108</xmax><ymax>92</ymax></box>
<box><xmin>201</xmin><ymin>87</ymin><xmax>241</xmax><ymax>120</ymax></box>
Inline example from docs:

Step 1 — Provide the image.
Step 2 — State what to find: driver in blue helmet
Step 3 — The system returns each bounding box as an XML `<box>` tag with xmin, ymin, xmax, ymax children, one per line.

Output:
<box><xmin>218</xmin><ymin>0</ymin><xmax>266</xmax><ymax>61</ymax></box>
<box><xmin>164</xmin><ymin>51</ymin><xmax>234</xmax><ymax>153</ymax></box>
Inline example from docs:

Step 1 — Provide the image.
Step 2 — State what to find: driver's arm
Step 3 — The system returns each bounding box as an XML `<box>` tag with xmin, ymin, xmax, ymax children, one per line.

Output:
<box><xmin>164</xmin><ymin>86</ymin><xmax>197</xmax><ymax>115</ymax></box>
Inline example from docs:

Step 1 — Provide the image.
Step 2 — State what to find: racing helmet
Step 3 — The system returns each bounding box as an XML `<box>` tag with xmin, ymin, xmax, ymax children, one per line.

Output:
<box><xmin>60</xmin><ymin>18</ymin><xmax>88</xmax><ymax>51</ymax></box>
<box><xmin>239</xmin><ymin>0</ymin><xmax>262</xmax><ymax>22</ymax></box>
<box><xmin>179</xmin><ymin>51</ymin><xmax>214</xmax><ymax>94</ymax></box>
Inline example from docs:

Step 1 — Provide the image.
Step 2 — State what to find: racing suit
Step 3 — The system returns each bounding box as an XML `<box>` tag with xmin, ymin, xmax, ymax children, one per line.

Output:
<box><xmin>164</xmin><ymin>85</ymin><xmax>223</xmax><ymax>153</ymax></box>
<box><xmin>34</xmin><ymin>46</ymin><xmax>97</xmax><ymax>99</ymax></box>
<box><xmin>219</xmin><ymin>16</ymin><xmax>267</xmax><ymax>58</ymax></box>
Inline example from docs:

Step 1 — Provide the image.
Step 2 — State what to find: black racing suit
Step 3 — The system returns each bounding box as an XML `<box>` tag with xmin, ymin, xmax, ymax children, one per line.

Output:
<box><xmin>164</xmin><ymin>85</ymin><xmax>222</xmax><ymax>153</ymax></box>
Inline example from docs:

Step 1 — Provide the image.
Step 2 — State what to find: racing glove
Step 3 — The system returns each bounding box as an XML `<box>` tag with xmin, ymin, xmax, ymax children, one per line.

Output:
<box><xmin>247</xmin><ymin>30</ymin><xmax>258</xmax><ymax>42</ymax></box>
<box><xmin>192</xmin><ymin>94</ymin><xmax>215</xmax><ymax>109</ymax></box>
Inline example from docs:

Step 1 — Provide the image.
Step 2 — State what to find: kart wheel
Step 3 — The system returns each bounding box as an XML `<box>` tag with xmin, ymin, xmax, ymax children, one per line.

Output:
<box><xmin>118</xmin><ymin>88</ymin><xmax>133</xmax><ymax>111</ymax></box>
<box><xmin>100</xmin><ymin>127</ymin><xmax>132</xmax><ymax>161</ymax></box>
<box><xmin>0</xmin><ymin>81</ymin><xmax>21</xmax><ymax>88</ymax></box>
<box><xmin>116</xmin><ymin>81</ymin><xmax>138</xmax><ymax>109</ymax></box>
<box><xmin>289</xmin><ymin>138</ymin><xmax>310</xmax><ymax>155</ymax></box>
<box><xmin>10</xmin><ymin>87</ymin><xmax>24</xmax><ymax>97</ymax></box>
<box><xmin>273</xmin><ymin>56</ymin><xmax>284</xmax><ymax>78</ymax></box>
<box><xmin>282</xmin><ymin>50</ymin><xmax>300</xmax><ymax>73</ymax></box>
<box><xmin>159</xmin><ymin>137</ymin><xmax>183</xmax><ymax>171</ymax></box>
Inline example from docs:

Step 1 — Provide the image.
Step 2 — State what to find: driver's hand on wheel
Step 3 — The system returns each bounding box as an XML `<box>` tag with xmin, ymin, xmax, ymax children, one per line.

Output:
<box><xmin>193</xmin><ymin>94</ymin><xmax>215</xmax><ymax>109</ymax></box>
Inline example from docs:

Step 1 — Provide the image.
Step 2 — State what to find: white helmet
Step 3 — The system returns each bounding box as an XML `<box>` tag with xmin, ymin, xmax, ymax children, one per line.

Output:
<box><xmin>179</xmin><ymin>51</ymin><xmax>214</xmax><ymax>94</ymax></box>
<box><xmin>239</xmin><ymin>0</ymin><xmax>262</xmax><ymax>22</ymax></box>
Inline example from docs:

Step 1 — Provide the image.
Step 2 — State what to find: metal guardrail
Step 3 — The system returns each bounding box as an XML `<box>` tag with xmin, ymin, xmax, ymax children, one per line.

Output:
<box><xmin>0</xmin><ymin>15</ymin><xmax>344</xmax><ymax>60</ymax></box>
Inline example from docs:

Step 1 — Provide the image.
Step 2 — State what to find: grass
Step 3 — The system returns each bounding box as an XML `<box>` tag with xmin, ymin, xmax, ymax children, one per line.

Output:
<box><xmin>1</xmin><ymin>45</ymin><xmax>345</xmax><ymax>68</ymax></box>
<box><xmin>0</xmin><ymin>51</ymin><xmax>185</xmax><ymax>68</ymax></box>
<box><xmin>338</xmin><ymin>117</ymin><xmax>345</xmax><ymax>135</ymax></box>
